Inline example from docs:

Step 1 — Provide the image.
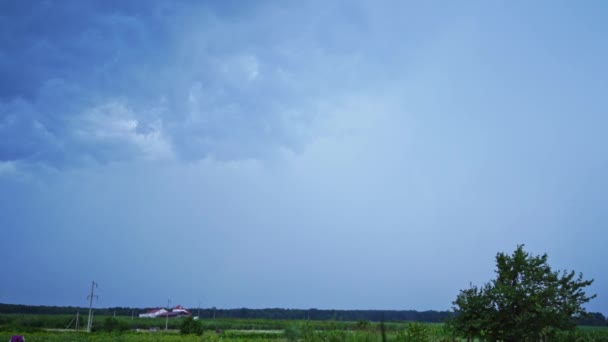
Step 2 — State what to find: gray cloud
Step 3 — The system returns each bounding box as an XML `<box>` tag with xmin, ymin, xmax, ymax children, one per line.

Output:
<box><xmin>1</xmin><ymin>0</ymin><xmax>463</xmax><ymax>168</ymax></box>
<box><xmin>1</xmin><ymin>1</ymin><xmax>171</xmax><ymax>165</ymax></box>
<box><xmin>0</xmin><ymin>1</ymin><xmax>339</xmax><ymax>166</ymax></box>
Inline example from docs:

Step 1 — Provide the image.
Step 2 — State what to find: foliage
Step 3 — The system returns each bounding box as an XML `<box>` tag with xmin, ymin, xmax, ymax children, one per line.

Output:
<box><xmin>578</xmin><ymin>312</ymin><xmax>608</xmax><ymax>327</ymax></box>
<box><xmin>354</xmin><ymin>320</ymin><xmax>371</xmax><ymax>331</ymax></box>
<box><xmin>1</xmin><ymin>324</ymin><xmax>607</xmax><ymax>342</ymax></box>
<box><xmin>323</xmin><ymin>329</ymin><xmax>348</xmax><ymax>342</ymax></box>
<box><xmin>179</xmin><ymin>316</ymin><xmax>203</xmax><ymax>335</ymax></box>
<box><xmin>0</xmin><ymin>303</ymin><xmax>453</xmax><ymax>322</ymax></box>
<box><xmin>201</xmin><ymin>331</ymin><xmax>223</xmax><ymax>342</ymax></box>
<box><xmin>102</xmin><ymin>316</ymin><xmax>130</xmax><ymax>332</ymax></box>
<box><xmin>284</xmin><ymin>320</ymin><xmax>317</xmax><ymax>341</ymax></box>
<box><xmin>449</xmin><ymin>283</ymin><xmax>494</xmax><ymax>340</ymax></box>
<box><xmin>0</xmin><ymin>331</ymin><xmax>209</xmax><ymax>341</ymax></box>
<box><xmin>451</xmin><ymin>245</ymin><xmax>596</xmax><ymax>341</ymax></box>
<box><xmin>284</xmin><ymin>322</ymin><xmax>301</xmax><ymax>341</ymax></box>
<box><xmin>379</xmin><ymin>319</ymin><xmax>387</xmax><ymax>342</ymax></box>
<box><xmin>395</xmin><ymin>322</ymin><xmax>430</xmax><ymax>342</ymax></box>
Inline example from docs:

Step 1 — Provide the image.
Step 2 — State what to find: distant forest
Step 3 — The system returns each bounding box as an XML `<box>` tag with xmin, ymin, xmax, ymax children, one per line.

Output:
<box><xmin>0</xmin><ymin>303</ymin><xmax>606</xmax><ymax>326</ymax></box>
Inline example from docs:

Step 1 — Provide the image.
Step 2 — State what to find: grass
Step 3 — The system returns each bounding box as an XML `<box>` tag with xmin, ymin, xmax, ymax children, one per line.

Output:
<box><xmin>1</xmin><ymin>314</ymin><xmax>607</xmax><ymax>341</ymax></box>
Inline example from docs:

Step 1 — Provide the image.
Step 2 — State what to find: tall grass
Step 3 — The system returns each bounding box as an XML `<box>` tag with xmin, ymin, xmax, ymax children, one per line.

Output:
<box><xmin>1</xmin><ymin>314</ymin><xmax>607</xmax><ymax>341</ymax></box>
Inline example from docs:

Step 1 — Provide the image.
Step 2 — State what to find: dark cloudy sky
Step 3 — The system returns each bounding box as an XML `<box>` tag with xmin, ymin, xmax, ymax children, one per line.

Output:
<box><xmin>1</xmin><ymin>1</ymin><xmax>607</xmax><ymax>314</ymax></box>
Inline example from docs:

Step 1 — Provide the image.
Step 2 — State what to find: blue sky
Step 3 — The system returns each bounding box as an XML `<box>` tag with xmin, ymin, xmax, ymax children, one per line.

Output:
<box><xmin>1</xmin><ymin>0</ymin><xmax>607</xmax><ymax>314</ymax></box>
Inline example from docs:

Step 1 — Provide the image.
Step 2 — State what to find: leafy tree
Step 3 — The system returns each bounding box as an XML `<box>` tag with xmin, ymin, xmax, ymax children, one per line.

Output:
<box><xmin>451</xmin><ymin>245</ymin><xmax>596</xmax><ymax>342</ymax></box>
<box><xmin>179</xmin><ymin>316</ymin><xmax>203</xmax><ymax>335</ymax></box>
<box><xmin>449</xmin><ymin>283</ymin><xmax>495</xmax><ymax>341</ymax></box>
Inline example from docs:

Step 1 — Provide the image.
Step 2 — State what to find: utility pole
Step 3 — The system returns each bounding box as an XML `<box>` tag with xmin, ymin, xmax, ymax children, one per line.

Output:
<box><xmin>86</xmin><ymin>281</ymin><xmax>98</xmax><ymax>332</ymax></box>
<box><xmin>165</xmin><ymin>299</ymin><xmax>171</xmax><ymax>330</ymax></box>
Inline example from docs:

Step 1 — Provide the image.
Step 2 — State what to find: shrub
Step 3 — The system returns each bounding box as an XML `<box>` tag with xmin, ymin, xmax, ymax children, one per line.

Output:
<box><xmin>284</xmin><ymin>323</ymin><xmax>301</xmax><ymax>342</ymax></box>
<box><xmin>102</xmin><ymin>317</ymin><xmax>130</xmax><ymax>332</ymax></box>
<box><xmin>180</xmin><ymin>316</ymin><xmax>203</xmax><ymax>335</ymax></box>
<box><xmin>395</xmin><ymin>322</ymin><xmax>430</xmax><ymax>342</ymax></box>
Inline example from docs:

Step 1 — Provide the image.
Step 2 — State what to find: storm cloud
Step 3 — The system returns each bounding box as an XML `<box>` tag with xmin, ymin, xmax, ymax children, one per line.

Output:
<box><xmin>1</xmin><ymin>1</ymin><xmax>607</xmax><ymax>314</ymax></box>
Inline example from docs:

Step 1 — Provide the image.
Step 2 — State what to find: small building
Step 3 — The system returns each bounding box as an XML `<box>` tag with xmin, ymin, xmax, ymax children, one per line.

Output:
<box><xmin>139</xmin><ymin>308</ymin><xmax>168</xmax><ymax>318</ymax></box>
<box><xmin>158</xmin><ymin>305</ymin><xmax>192</xmax><ymax>317</ymax></box>
<box><xmin>139</xmin><ymin>305</ymin><xmax>191</xmax><ymax>318</ymax></box>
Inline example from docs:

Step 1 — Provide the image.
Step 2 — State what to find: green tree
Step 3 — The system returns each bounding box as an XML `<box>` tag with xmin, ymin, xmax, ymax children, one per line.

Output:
<box><xmin>179</xmin><ymin>316</ymin><xmax>203</xmax><ymax>335</ymax></box>
<box><xmin>451</xmin><ymin>245</ymin><xmax>596</xmax><ymax>342</ymax></box>
<box><xmin>449</xmin><ymin>283</ymin><xmax>495</xmax><ymax>341</ymax></box>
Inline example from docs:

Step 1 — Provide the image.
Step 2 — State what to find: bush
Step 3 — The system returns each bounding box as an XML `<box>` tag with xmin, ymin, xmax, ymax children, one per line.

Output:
<box><xmin>355</xmin><ymin>320</ymin><xmax>371</xmax><ymax>331</ymax></box>
<box><xmin>321</xmin><ymin>329</ymin><xmax>347</xmax><ymax>342</ymax></box>
<box><xmin>395</xmin><ymin>322</ymin><xmax>430</xmax><ymax>342</ymax></box>
<box><xmin>102</xmin><ymin>317</ymin><xmax>130</xmax><ymax>332</ymax></box>
<box><xmin>285</xmin><ymin>321</ymin><xmax>319</xmax><ymax>342</ymax></box>
<box><xmin>180</xmin><ymin>316</ymin><xmax>203</xmax><ymax>335</ymax></box>
<box><xmin>284</xmin><ymin>323</ymin><xmax>301</xmax><ymax>342</ymax></box>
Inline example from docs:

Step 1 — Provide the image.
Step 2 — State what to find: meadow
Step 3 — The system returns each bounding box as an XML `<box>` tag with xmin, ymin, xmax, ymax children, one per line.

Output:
<box><xmin>1</xmin><ymin>314</ymin><xmax>608</xmax><ymax>341</ymax></box>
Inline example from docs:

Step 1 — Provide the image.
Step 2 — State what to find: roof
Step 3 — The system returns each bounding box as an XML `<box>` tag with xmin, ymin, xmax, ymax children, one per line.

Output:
<box><xmin>147</xmin><ymin>308</ymin><xmax>166</xmax><ymax>313</ymax></box>
<box><xmin>173</xmin><ymin>305</ymin><xmax>191</xmax><ymax>313</ymax></box>
<box><xmin>159</xmin><ymin>311</ymin><xmax>191</xmax><ymax>317</ymax></box>
<box><xmin>156</xmin><ymin>305</ymin><xmax>191</xmax><ymax>317</ymax></box>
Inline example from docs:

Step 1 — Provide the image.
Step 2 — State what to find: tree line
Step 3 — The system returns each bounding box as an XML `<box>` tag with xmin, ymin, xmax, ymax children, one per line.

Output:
<box><xmin>0</xmin><ymin>302</ymin><xmax>605</xmax><ymax>326</ymax></box>
<box><xmin>0</xmin><ymin>303</ymin><xmax>451</xmax><ymax>322</ymax></box>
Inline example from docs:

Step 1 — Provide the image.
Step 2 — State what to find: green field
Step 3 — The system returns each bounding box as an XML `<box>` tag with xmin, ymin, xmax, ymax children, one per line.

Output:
<box><xmin>1</xmin><ymin>314</ymin><xmax>608</xmax><ymax>341</ymax></box>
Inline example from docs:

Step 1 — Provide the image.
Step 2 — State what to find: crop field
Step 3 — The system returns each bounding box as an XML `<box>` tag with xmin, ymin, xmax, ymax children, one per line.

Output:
<box><xmin>1</xmin><ymin>315</ymin><xmax>607</xmax><ymax>341</ymax></box>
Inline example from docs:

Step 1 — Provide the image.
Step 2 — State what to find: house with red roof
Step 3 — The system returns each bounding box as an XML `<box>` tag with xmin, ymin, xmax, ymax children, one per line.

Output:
<box><xmin>158</xmin><ymin>305</ymin><xmax>191</xmax><ymax>317</ymax></box>
<box><xmin>139</xmin><ymin>306</ymin><xmax>191</xmax><ymax>318</ymax></box>
<box><xmin>139</xmin><ymin>308</ymin><xmax>168</xmax><ymax>318</ymax></box>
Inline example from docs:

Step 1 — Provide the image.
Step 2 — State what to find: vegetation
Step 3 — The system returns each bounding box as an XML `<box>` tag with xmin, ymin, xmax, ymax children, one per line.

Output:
<box><xmin>102</xmin><ymin>316</ymin><xmax>130</xmax><ymax>332</ymax></box>
<box><xmin>0</xmin><ymin>315</ymin><xmax>607</xmax><ymax>341</ymax></box>
<box><xmin>180</xmin><ymin>316</ymin><xmax>203</xmax><ymax>336</ymax></box>
<box><xmin>1</xmin><ymin>324</ymin><xmax>607</xmax><ymax>341</ymax></box>
<box><xmin>0</xmin><ymin>304</ymin><xmax>452</xmax><ymax>322</ymax></box>
<box><xmin>451</xmin><ymin>245</ymin><xmax>597</xmax><ymax>341</ymax></box>
<box><xmin>395</xmin><ymin>322</ymin><xmax>430</xmax><ymax>342</ymax></box>
<box><xmin>0</xmin><ymin>246</ymin><xmax>605</xmax><ymax>341</ymax></box>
